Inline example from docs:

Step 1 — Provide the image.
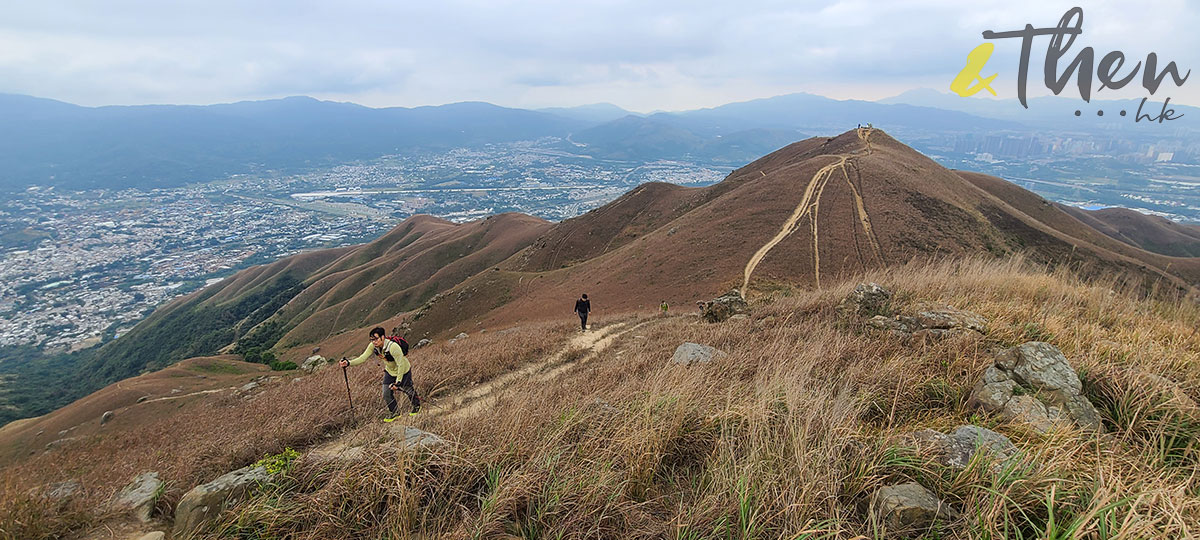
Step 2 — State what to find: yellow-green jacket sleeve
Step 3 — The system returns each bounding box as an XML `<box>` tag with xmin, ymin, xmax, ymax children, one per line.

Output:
<box><xmin>348</xmin><ymin>344</ymin><xmax>374</xmax><ymax>366</ymax></box>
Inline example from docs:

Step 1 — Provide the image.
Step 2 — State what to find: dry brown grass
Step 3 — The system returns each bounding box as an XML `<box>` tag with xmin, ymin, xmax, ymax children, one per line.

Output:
<box><xmin>3</xmin><ymin>257</ymin><xmax>1199</xmax><ymax>539</ymax></box>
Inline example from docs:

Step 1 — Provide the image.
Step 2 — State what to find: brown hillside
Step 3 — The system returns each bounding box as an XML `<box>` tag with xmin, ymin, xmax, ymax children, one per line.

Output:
<box><xmin>958</xmin><ymin>171</ymin><xmax>1200</xmax><ymax>286</ymax></box>
<box><xmin>391</xmin><ymin>129</ymin><xmax>1199</xmax><ymax>342</ymax></box>
<box><xmin>275</xmin><ymin>212</ymin><xmax>551</xmax><ymax>347</ymax></box>
<box><xmin>0</xmin><ymin>356</ymin><xmax>268</xmax><ymax>465</ymax></box>
<box><xmin>1058</xmin><ymin>205</ymin><xmax>1200</xmax><ymax>258</ymax></box>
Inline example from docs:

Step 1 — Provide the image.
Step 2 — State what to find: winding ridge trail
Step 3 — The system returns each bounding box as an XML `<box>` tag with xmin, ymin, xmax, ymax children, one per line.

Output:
<box><xmin>741</xmin><ymin>128</ymin><xmax>878</xmax><ymax>293</ymax></box>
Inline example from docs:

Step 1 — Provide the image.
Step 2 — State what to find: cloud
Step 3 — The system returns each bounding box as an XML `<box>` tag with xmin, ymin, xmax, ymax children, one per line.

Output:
<box><xmin>0</xmin><ymin>0</ymin><xmax>1197</xmax><ymax>109</ymax></box>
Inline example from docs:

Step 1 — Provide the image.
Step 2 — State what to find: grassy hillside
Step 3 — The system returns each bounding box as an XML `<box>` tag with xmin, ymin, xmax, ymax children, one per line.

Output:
<box><xmin>2</xmin><ymin>257</ymin><xmax>1197</xmax><ymax>538</ymax></box>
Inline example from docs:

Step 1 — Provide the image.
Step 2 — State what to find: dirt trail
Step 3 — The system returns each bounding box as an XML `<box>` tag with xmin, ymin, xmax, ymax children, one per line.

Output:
<box><xmin>741</xmin><ymin>128</ymin><xmax>877</xmax><ymax>293</ymax></box>
<box><xmin>140</xmin><ymin>387</ymin><xmax>233</xmax><ymax>404</ymax></box>
<box><xmin>439</xmin><ymin>319</ymin><xmax>656</xmax><ymax>421</ymax></box>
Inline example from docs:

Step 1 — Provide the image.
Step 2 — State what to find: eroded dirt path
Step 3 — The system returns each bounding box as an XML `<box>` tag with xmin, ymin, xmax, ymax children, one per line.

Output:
<box><xmin>438</xmin><ymin>319</ymin><xmax>657</xmax><ymax>421</ymax></box>
<box><xmin>741</xmin><ymin>127</ymin><xmax>877</xmax><ymax>293</ymax></box>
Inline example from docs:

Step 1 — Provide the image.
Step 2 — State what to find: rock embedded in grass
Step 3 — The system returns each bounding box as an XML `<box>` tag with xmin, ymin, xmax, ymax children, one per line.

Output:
<box><xmin>837</xmin><ymin>282</ymin><xmax>892</xmax><ymax>319</ymax></box>
<box><xmin>701</xmin><ymin>290</ymin><xmax>749</xmax><ymax>322</ymax></box>
<box><xmin>671</xmin><ymin>342</ymin><xmax>727</xmax><ymax>366</ymax></box>
<box><xmin>968</xmin><ymin>341</ymin><xmax>1104</xmax><ymax>433</ymax></box>
<box><xmin>901</xmin><ymin>425</ymin><xmax>1018</xmax><ymax>472</ymax></box>
<box><xmin>870</xmin><ymin>482</ymin><xmax>957</xmax><ymax>538</ymax></box>
<box><xmin>173</xmin><ymin>465</ymin><xmax>272</xmax><ymax>538</ymax></box>
<box><xmin>111</xmin><ymin>472</ymin><xmax>164</xmax><ymax>522</ymax></box>
<box><xmin>300</xmin><ymin>355</ymin><xmax>328</xmax><ymax>373</ymax></box>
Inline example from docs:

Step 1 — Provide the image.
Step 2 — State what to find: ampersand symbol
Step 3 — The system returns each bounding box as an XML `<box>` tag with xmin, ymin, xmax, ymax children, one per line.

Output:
<box><xmin>950</xmin><ymin>43</ymin><xmax>998</xmax><ymax>97</ymax></box>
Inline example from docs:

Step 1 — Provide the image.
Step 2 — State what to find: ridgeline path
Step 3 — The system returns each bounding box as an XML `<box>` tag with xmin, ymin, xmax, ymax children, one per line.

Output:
<box><xmin>741</xmin><ymin>127</ymin><xmax>878</xmax><ymax>294</ymax></box>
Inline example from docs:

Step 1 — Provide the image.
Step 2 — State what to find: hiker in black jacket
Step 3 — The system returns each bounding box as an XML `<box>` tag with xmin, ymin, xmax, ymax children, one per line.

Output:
<box><xmin>574</xmin><ymin>294</ymin><xmax>591</xmax><ymax>331</ymax></box>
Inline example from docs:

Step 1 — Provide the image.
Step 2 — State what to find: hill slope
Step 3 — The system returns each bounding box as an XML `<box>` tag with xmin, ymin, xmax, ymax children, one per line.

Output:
<box><xmin>4</xmin><ymin>259</ymin><xmax>1198</xmax><ymax>539</ymax></box>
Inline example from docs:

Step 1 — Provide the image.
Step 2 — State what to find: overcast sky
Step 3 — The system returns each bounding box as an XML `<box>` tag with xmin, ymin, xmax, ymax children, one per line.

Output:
<box><xmin>1</xmin><ymin>0</ymin><xmax>1197</xmax><ymax>111</ymax></box>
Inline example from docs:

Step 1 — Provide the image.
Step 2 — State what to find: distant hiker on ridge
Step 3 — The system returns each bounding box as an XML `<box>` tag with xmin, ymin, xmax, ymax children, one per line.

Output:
<box><xmin>340</xmin><ymin>327</ymin><xmax>420</xmax><ymax>420</ymax></box>
<box><xmin>574</xmin><ymin>293</ymin><xmax>591</xmax><ymax>332</ymax></box>
<box><xmin>660</xmin><ymin>300</ymin><xmax>669</xmax><ymax>314</ymax></box>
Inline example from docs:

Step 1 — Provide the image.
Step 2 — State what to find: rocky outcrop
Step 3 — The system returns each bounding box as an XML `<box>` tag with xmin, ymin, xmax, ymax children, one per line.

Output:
<box><xmin>968</xmin><ymin>342</ymin><xmax>1104</xmax><ymax>433</ymax></box>
<box><xmin>870</xmin><ymin>482</ymin><xmax>957</xmax><ymax>538</ymax></box>
<box><xmin>112</xmin><ymin>472</ymin><xmax>164</xmax><ymax>522</ymax></box>
<box><xmin>101</xmin><ymin>411</ymin><xmax>114</xmax><ymax>425</ymax></box>
<box><xmin>416</xmin><ymin>338</ymin><xmax>432</xmax><ymax>349</ymax></box>
<box><xmin>841</xmin><ymin>284</ymin><xmax>986</xmax><ymax>342</ymax></box>
<box><xmin>173</xmin><ymin>465</ymin><xmax>271</xmax><ymax>538</ymax></box>
<box><xmin>901</xmin><ymin>425</ymin><xmax>1018</xmax><ymax>472</ymax></box>
<box><xmin>671</xmin><ymin>343</ymin><xmax>727</xmax><ymax>366</ymax></box>
<box><xmin>449</xmin><ymin>332</ymin><xmax>469</xmax><ymax>344</ymax></box>
<box><xmin>837</xmin><ymin>282</ymin><xmax>891</xmax><ymax>319</ymax></box>
<box><xmin>301</xmin><ymin>355</ymin><xmax>329</xmax><ymax>373</ymax></box>
<box><xmin>867</xmin><ymin>306</ymin><xmax>986</xmax><ymax>342</ymax></box>
<box><xmin>702</xmin><ymin>290</ymin><xmax>749</xmax><ymax>323</ymax></box>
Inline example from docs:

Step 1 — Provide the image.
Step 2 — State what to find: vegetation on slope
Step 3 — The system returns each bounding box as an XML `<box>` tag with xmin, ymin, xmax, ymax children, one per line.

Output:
<box><xmin>2</xmin><ymin>257</ymin><xmax>1197</xmax><ymax>538</ymax></box>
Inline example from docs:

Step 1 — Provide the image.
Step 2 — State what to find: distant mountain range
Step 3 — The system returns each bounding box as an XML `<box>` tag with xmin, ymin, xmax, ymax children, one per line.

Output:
<box><xmin>1</xmin><ymin>91</ymin><xmax>1039</xmax><ymax>192</ymax></box>
<box><xmin>880</xmin><ymin>88</ymin><xmax>1200</xmax><ymax>130</ymax></box>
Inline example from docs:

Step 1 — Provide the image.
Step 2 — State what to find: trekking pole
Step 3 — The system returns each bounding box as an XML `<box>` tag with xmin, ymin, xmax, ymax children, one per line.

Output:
<box><xmin>341</xmin><ymin>359</ymin><xmax>355</xmax><ymax>414</ymax></box>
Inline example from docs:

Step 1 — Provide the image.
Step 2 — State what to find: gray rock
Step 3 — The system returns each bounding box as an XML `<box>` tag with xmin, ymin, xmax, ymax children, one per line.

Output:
<box><xmin>903</xmin><ymin>425</ymin><xmax>1018</xmax><ymax>471</ymax></box>
<box><xmin>968</xmin><ymin>342</ymin><xmax>1103</xmax><ymax>433</ymax></box>
<box><xmin>449</xmin><ymin>332</ymin><xmax>469</xmax><ymax>344</ymax></box>
<box><xmin>112</xmin><ymin>472</ymin><xmax>164</xmax><ymax>522</ymax></box>
<box><xmin>173</xmin><ymin>465</ymin><xmax>272</xmax><ymax>538</ymax></box>
<box><xmin>29</xmin><ymin>480</ymin><xmax>81</xmax><ymax>501</ymax></box>
<box><xmin>239</xmin><ymin>381</ymin><xmax>260</xmax><ymax>392</ymax></box>
<box><xmin>136</xmin><ymin>396</ymin><xmax>149</xmax><ymax>403</ymax></box>
<box><xmin>135</xmin><ymin>533</ymin><xmax>166</xmax><ymax>540</ymax></box>
<box><xmin>871</xmin><ymin>482</ymin><xmax>957</xmax><ymax>537</ymax></box>
<box><xmin>101</xmin><ymin>411</ymin><xmax>114</xmax><ymax>425</ymax></box>
<box><xmin>867</xmin><ymin>315</ymin><xmax>917</xmax><ymax>336</ymax></box>
<box><xmin>384</xmin><ymin>425</ymin><xmax>446</xmax><ymax>451</ymax></box>
<box><xmin>300</xmin><ymin>355</ymin><xmax>328</xmax><ymax>374</ymax></box>
<box><xmin>416</xmin><ymin>338</ymin><xmax>432</xmax><ymax>349</ymax></box>
<box><xmin>702</xmin><ymin>290</ymin><xmax>749</xmax><ymax>323</ymax></box>
<box><xmin>671</xmin><ymin>342</ymin><xmax>727</xmax><ymax>366</ymax></box>
<box><xmin>837</xmin><ymin>283</ymin><xmax>892</xmax><ymax>319</ymax></box>
<box><xmin>915</xmin><ymin>307</ymin><xmax>987</xmax><ymax>332</ymax></box>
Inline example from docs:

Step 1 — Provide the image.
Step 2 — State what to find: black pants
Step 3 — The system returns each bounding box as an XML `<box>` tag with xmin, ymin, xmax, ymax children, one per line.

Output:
<box><xmin>577</xmin><ymin>311</ymin><xmax>588</xmax><ymax>330</ymax></box>
<box><xmin>383</xmin><ymin>370</ymin><xmax>420</xmax><ymax>413</ymax></box>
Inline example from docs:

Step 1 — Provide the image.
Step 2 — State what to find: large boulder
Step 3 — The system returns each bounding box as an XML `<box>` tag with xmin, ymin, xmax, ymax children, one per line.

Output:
<box><xmin>173</xmin><ymin>465</ymin><xmax>271</xmax><ymax>538</ymax></box>
<box><xmin>902</xmin><ymin>425</ymin><xmax>1018</xmax><ymax>471</ymax></box>
<box><xmin>112</xmin><ymin>472</ymin><xmax>164</xmax><ymax>522</ymax></box>
<box><xmin>870</xmin><ymin>482</ymin><xmax>957</xmax><ymax>538</ymax></box>
<box><xmin>702</xmin><ymin>290</ymin><xmax>749</xmax><ymax>323</ymax></box>
<box><xmin>300</xmin><ymin>355</ymin><xmax>329</xmax><ymax>374</ymax></box>
<box><xmin>838</xmin><ymin>283</ymin><xmax>892</xmax><ymax>319</ymax></box>
<box><xmin>671</xmin><ymin>343</ymin><xmax>727</xmax><ymax>366</ymax></box>
<box><xmin>968</xmin><ymin>342</ymin><xmax>1103</xmax><ymax>433</ymax></box>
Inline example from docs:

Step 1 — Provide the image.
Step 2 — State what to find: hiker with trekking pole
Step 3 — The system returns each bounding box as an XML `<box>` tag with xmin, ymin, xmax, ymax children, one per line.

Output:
<box><xmin>339</xmin><ymin>326</ymin><xmax>421</xmax><ymax>421</ymax></box>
